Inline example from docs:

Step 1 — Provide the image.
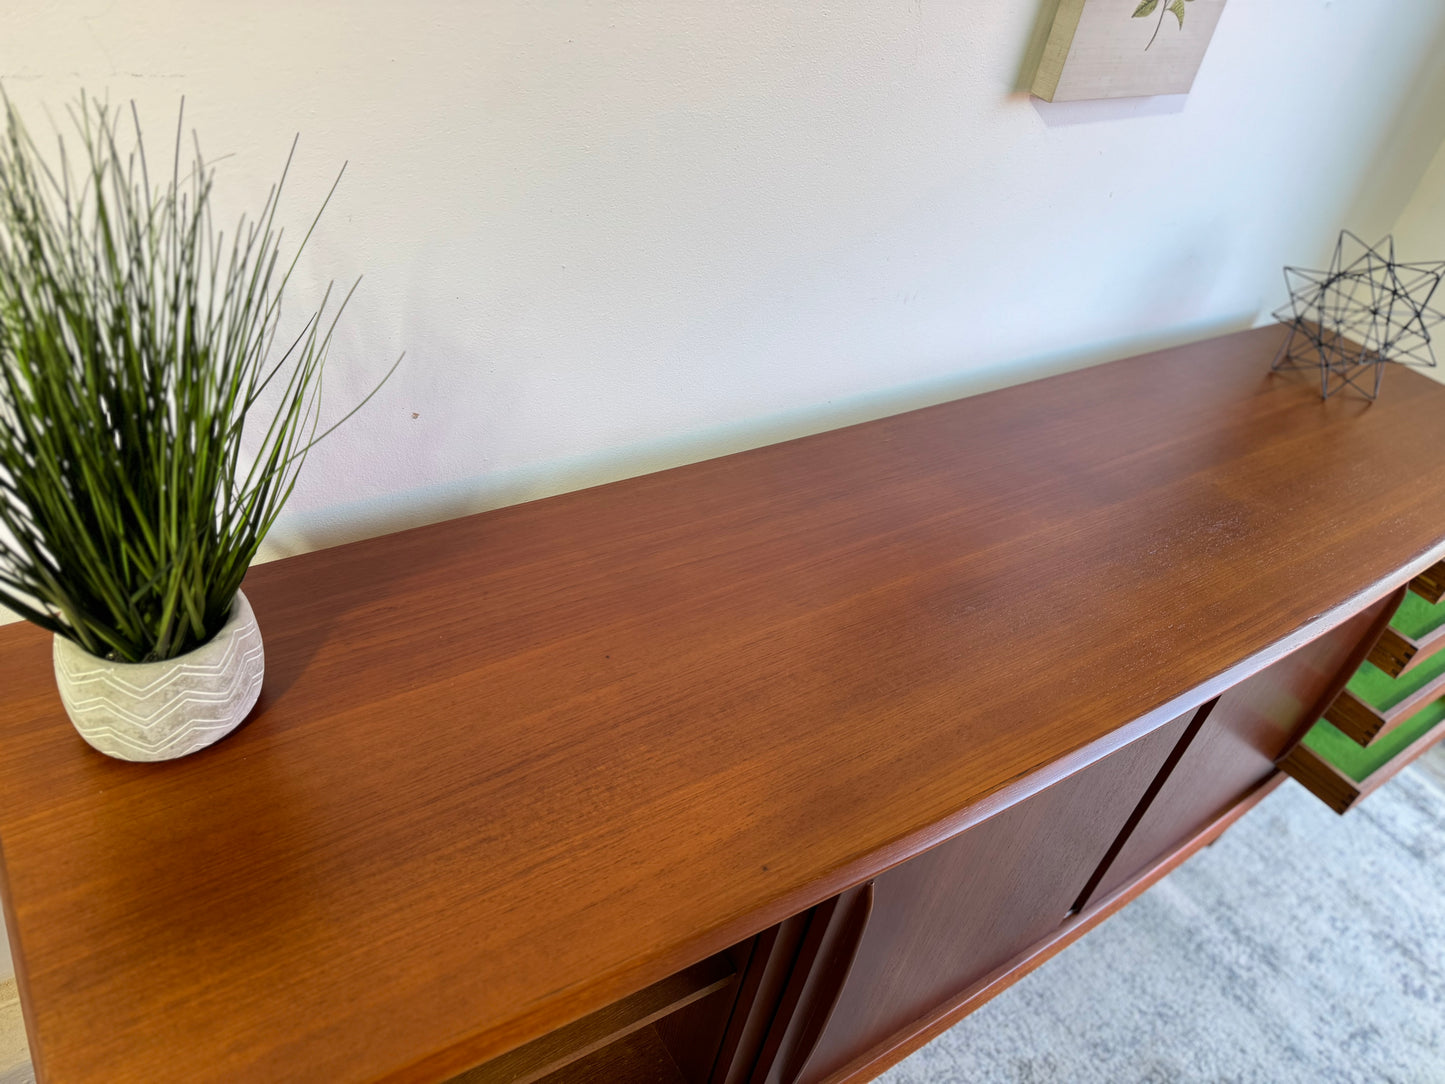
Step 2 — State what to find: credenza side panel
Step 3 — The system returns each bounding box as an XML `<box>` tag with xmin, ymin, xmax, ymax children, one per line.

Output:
<box><xmin>1080</xmin><ymin>591</ymin><xmax>1397</xmax><ymax>908</ymax></box>
<box><xmin>785</xmin><ymin>711</ymin><xmax>1193</xmax><ymax>1084</ymax></box>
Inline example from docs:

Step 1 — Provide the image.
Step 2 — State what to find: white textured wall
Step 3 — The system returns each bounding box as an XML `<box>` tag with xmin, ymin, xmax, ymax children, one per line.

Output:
<box><xmin>1389</xmin><ymin>140</ymin><xmax>1445</xmax><ymax>386</ymax></box>
<box><xmin>1394</xmin><ymin>138</ymin><xmax>1445</xmax><ymax>268</ymax></box>
<box><xmin>4</xmin><ymin>1</ymin><xmax>1445</xmax><ymax>569</ymax></box>
<box><xmin>3</xmin><ymin>0</ymin><xmax>1445</xmax><ymax>977</ymax></box>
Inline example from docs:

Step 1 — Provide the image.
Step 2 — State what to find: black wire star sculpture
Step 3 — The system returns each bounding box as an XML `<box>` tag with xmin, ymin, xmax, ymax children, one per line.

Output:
<box><xmin>1271</xmin><ymin>230</ymin><xmax>1445</xmax><ymax>400</ymax></box>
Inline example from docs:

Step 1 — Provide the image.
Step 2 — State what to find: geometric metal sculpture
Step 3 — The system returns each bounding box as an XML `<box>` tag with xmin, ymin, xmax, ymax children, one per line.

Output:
<box><xmin>1271</xmin><ymin>230</ymin><xmax>1445</xmax><ymax>400</ymax></box>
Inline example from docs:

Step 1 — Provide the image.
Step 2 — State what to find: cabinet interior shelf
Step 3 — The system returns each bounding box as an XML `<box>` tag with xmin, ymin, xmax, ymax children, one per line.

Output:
<box><xmin>451</xmin><ymin>953</ymin><xmax>735</xmax><ymax>1084</ymax></box>
<box><xmin>525</xmin><ymin>1026</ymin><xmax>688</xmax><ymax>1084</ymax></box>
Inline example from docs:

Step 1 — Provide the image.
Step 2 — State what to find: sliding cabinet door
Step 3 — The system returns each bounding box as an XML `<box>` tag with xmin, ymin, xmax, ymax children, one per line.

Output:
<box><xmin>756</xmin><ymin>711</ymin><xmax>1192</xmax><ymax>1084</ymax></box>
<box><xmin>1078</xmin><ymin>591</ymin><xmax>1398</xmax><ymax>908</ymax></box>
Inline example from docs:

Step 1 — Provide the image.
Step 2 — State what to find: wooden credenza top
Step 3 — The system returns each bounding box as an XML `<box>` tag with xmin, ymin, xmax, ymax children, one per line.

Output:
<box><xmin>4</xmin><ymin>326</ymin><xmax>1445</xmax><ymax>1083</ymax></box>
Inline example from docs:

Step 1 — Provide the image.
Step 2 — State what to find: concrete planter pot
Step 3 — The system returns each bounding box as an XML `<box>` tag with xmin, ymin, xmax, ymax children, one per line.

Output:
<box><xmin>52</xmin><ymin>591</ymin><xmax>265</xmax><ymax>762</ymax></box>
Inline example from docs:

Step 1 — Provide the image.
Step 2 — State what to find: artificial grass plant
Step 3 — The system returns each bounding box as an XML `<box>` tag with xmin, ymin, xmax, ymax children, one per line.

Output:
<box><xmin>0</xmin><ymin>93</ymin><xmax>397</xmax><ymax>662</ymax></box>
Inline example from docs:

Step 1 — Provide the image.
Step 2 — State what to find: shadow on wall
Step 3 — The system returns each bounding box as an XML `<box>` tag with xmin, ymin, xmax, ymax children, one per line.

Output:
<box><xmin>256</xmin><ymin>311</ymin><xmax>1257</xmax><ymax>564</ymax></box>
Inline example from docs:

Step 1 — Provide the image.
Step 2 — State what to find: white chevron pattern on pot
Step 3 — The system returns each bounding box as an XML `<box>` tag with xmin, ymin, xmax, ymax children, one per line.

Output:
<box><xmin>52</xmin><ymin>591</ymin><xmax>265</xmax><ymax>762</ymax></box>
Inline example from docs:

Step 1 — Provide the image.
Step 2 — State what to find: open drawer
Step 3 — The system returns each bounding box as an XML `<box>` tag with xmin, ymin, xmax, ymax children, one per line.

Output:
<box><xmin>1366</xmin><ymin>586</ymin><xmax>1445</xmax><ymax>678</ymax></box>
<box><xmin>1407</xmin><ymin>559</ymin><xmax>1445</xmax><ymax>605</ymax></box>
<box><xmin>1279</xmin><ymin>702</ymin><xmax>1445</xmax><ymax>813</ymax></box>
<box><xmin>1323</xmin><ymin>646</ymin><xmax>1445</xmax><ymax>745</ymax></box>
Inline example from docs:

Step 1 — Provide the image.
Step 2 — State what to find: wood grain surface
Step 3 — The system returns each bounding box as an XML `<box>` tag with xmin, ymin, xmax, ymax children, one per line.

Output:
<box><xmin>753</xmin><ymin>882</ymin><xmax>876</xmax><ymax>1084</ymax></box>
<box><xmin>1077</xmin><ymin>589</ymin><xmax>1397</xmax><ymax>908</ymax></box>
<box><xmin>1367</xmin><ymin>619</ymin><xmax>1445</xmax><ymax>678</ymax></box>
<box><xmin>449</xmin><ymin>952</ymin><xmax>734</xmax><ymax>1084</ymax></box>
<box><xmin>791</xmin><ymin>712</ymin><xmax>1191</xmax><ymax>1084</ymax></box>
<box><xmin>4</xmin><ymin>326</ymin><xmax>1445</xmax><ymax>1083</ymax></box>
<box><xmin>1410</xmin><ymin>560</ymin><xmax>1445</xmax><ymax>604</ymax></box>
<box><xmin>1279</xmin><ymin>709</ymin><xmax>1445</xmax><ymax>814</ymax></box>
<box><xmin>817</xmin><ymin>773</ymin><xmax>1291</xmax><ymax>1084</ymax></box>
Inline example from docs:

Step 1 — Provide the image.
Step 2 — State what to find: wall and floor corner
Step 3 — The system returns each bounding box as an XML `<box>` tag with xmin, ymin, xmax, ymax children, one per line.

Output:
<box><xmin>3</xmin><ymin>1</ymin><xmax>1445</xmax><ymax>989</ymax></box>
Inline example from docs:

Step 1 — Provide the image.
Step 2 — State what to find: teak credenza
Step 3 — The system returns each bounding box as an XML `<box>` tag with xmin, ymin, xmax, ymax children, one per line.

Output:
<box><xmin>4</xmin><ymin>326</ymin><xmax>1445</xmax><ymax>1083</ymax></box>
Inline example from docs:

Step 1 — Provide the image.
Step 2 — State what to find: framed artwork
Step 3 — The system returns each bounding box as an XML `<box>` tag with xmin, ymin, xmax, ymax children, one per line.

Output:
<box><xmin>1032</xmin><ymin>0</ymin><xmax>1229</xmax><ymax>102</ymax></box>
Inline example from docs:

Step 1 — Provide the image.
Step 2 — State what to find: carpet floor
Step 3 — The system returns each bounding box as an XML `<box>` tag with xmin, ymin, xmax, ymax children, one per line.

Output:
<box><xmin>1</xmin><ymin>753</ymin><xmax>1441</xmax><ymax>1083</ymax></box>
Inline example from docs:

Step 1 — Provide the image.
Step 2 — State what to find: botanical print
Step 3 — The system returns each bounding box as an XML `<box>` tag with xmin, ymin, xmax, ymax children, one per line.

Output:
<box><xmin>1032</xmin><ymin>0</ymin><xmax>1228</xmax><ymax>102</ymax></box>
<box><xmin>1132</xmin><ymin>0</ymin><xmax>1195</xmax><ymax>50</ymax></box>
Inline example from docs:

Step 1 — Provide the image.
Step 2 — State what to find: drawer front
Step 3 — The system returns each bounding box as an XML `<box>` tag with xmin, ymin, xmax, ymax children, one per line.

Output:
<box><xmin>1325</xmin><ymin>586</ymin><xmax>1445</xmax><ymax>746</ymax></box>
<box><xmin>1324</xmin><ymin>662</ymin><xmax>1445</xmax><ymax>746</ymax></box>
<box><xmin>1366</xmin><ymin>585</ymin><xmax>1445</xmax><ymax>677</ymax></box>
<box><xmin>1079</xmin><ymin>590</ymin><xmax>1395</xmax><ymax>906</ymax></box>
<box><xmin>1284</xmin><ymin>583</ymin><xmax>1445</xmax><ymax>813</ymax></box>
<box><xmin>1408</xmin><ymin>559</ymin><xmax>1445</xmax><ymax>605</ymax></box>
<box><xmin>1282</xmin><ymin>702</ymin><xmax>1445</xmax><ymax>813</ymax></box>
<box><xmin>767</xmin><ymin>711</ymin><xmax>1192</xmax><ymax>1084</ymax></box>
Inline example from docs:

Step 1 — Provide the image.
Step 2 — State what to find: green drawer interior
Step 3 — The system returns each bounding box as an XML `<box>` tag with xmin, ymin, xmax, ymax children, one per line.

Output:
<box><xmin>1391</xmin><ymin>590</ymin><xmax>1445</xmax><ymax>641</ymax></box>
<box><xmin>1345</xmin><ymin>647</ymin><xmax>1445</xmax><ymax>713</ymax></box>
<box><xmin>1301</xmin><ymin>700</ymin><xmax>1445</xmax><ymax>782</ymax></box>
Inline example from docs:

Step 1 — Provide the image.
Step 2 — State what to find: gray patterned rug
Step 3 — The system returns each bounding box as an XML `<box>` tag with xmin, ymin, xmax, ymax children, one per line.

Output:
<box><xmin>880</xmin><ymin>749</ymin><xmax>1445</xmax><ymax>1084</ymax></box>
